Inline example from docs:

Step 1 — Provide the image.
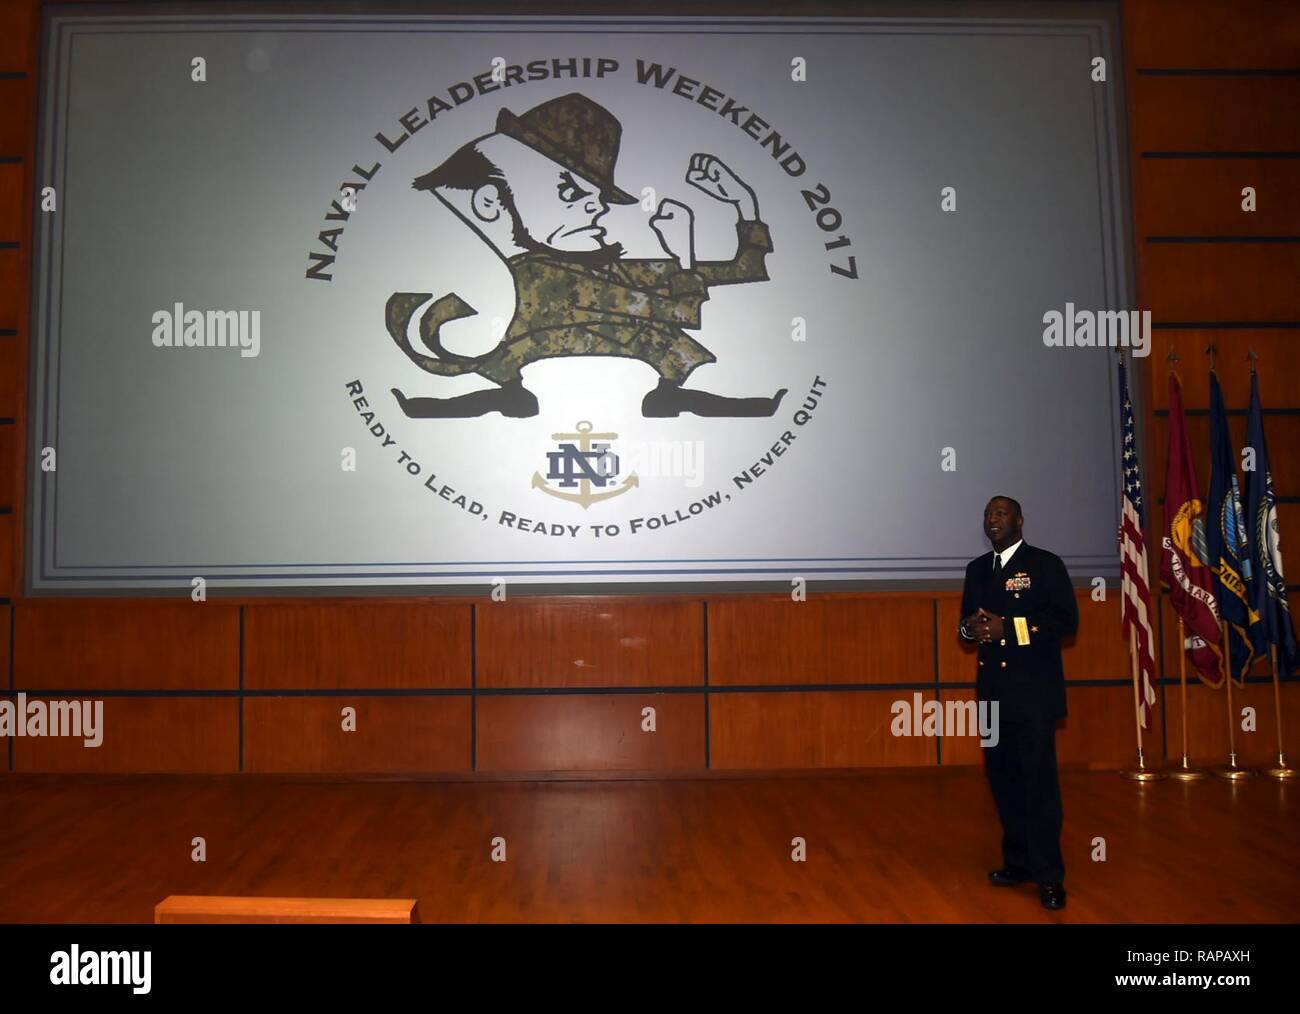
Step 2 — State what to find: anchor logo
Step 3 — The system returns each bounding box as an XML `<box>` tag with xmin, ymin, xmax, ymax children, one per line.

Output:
<box><xmin>532</xmin><ymin>420</ymin><xmax>639</xmax><ymax>508</ymax></box>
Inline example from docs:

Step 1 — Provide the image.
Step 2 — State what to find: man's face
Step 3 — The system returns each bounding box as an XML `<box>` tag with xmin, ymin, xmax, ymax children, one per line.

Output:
<box><xmin>486</xmin><ymin>138</ymin><xmax>610</xmax><ymax>252</ymax></box>
<box><xmin>983</xmin><ymin>498</ymin><xmax>1023</xmax><ymax>549</ymax></box>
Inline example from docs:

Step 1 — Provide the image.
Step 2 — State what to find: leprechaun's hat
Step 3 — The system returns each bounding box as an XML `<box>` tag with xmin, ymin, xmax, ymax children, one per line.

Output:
<box><xmin>495</xmin><ymin>93</ymin><xmax>637</xmax><ymax>205</ymax></box>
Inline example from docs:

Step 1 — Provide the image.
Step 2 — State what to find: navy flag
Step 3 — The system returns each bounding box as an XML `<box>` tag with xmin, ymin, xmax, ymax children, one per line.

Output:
<box><xmin>1244</xmin><ymin>371</ymin><xmax>1299</xmax><ymax>675</ymax></box>
<box><xmin>1206</xmin><ymin>370</ymin><xmax>1258</xmax><ymax>682</ymax></box>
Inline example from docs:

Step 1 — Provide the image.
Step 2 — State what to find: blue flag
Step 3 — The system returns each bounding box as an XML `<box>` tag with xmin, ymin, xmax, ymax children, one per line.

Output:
<box><xmin>1206</xmin><ymin>370</ymin><xmax>1257</xmax><ymax>681</ymax></box>
<box><xmin>1244</xmin><ymin>372</ymin><xmax>1299</xmax><ymax>675</ymax></box>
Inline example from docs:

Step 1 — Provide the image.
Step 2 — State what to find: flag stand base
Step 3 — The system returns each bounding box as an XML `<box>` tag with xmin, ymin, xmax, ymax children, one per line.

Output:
<box><xmin>1262</xmin><ymin>755</ymin><xmax>1297</xmax><ymax>780</ymax></box>
<box><xmin>1120</xmin><ymin>767</ymin><xmax>1165</xmax><ymax>781</ymax></box>
<box><xmin>1120</xmin><ymin>752</ymin><xmax>1165</xmax><ymax>781</ymax></box>
<box><xmin>1211</xmin><ymin>757</ymin><xmax>1254</xmax><ymax>780</ymax></box>
<box><xmin>1167</xmin><ymin>755</ymin><xmax>1206</xmax><ymax>781</ymax></box>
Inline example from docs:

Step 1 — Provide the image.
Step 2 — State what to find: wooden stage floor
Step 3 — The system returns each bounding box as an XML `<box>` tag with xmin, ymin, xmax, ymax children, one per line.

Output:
<box><xmin>0</xmin><ymin>768</ymin><xmax>1296</xmax><ymax>923</ymax></box>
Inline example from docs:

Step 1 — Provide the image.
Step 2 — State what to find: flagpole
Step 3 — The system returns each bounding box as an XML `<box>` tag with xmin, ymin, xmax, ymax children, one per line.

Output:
<box><xmin>1213</xmin><ymin>619</ymin><xmax>1253</xmax><ymax>779</ymax></box>
<box><xmin>1264</xmin><ymin>646</ymin><xmax>1297</xmax><ymax>779</ymax></box>
<box><xmin>1122</xmin><ymin>622</ymin><xmax>1164</xmax><ymax>780</ymax></box>
<box><xmin>1118</xmin><ymin>347</ymin><xmax>1162</xmax><ymax>781</ymax></box>
<box><xmin>1245</xmin><ymin>352</ymin><xmax>1296</xmax><ymax>781</ymax></box>
<box><xmin>1169</xmin><ymin>617</ymin><xmax>1205</xmax><ymax>780</ymax></box>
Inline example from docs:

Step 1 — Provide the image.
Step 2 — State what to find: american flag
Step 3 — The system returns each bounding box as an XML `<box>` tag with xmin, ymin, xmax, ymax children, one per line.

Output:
<box><xmin>1118</xmin><ymin>356</ymin><xmax>1158</xmax><ymax>729</ymax></box>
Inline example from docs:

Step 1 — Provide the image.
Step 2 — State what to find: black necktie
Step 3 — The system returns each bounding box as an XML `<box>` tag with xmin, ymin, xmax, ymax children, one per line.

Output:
<box><xmin>992</xmin><ymin>552</ymin><xmax>1003</xmax><ymax>580</ymax></box>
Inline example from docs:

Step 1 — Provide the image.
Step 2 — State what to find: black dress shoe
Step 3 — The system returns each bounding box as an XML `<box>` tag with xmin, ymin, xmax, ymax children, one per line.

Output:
<box><xmin>642</xmin><ymin>378</ymin><xmax>788</xmax><ymax>418</ymax></box>
<box><xmin>391</xmin><ymin>380</ymin><xmax>539</xmax><ymax>419</ymax></box>
<box><xmin>988</xmin><ymin>868</ymin><xmax>1030</xmax><ymax>887</ymax></box>
<box><xmin>1039</xmin><ymin>883</ymin><xmax>1067</xmax><ymax>910</ymax></box>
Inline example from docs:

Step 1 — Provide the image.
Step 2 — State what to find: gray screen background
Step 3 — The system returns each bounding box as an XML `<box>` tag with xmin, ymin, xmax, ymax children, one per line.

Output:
<box><xmin>28</xmin><ymin>10</ymin><xmax>1134</xmax><ymax>593</ymax></box>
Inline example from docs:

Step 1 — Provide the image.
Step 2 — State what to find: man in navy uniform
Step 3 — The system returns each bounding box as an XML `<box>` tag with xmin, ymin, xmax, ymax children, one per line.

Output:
<box><xmin>959</xmin><ymin>495</ymin><xmax>1078</xmax><ymax>910</ymax></box>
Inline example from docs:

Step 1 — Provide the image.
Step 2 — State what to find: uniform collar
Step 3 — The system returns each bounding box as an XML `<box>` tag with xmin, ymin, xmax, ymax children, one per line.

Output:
<box><xmin>993</xmin><ymin>540</ymin><xmax>1024</xmax><ymax>569</ymax></box>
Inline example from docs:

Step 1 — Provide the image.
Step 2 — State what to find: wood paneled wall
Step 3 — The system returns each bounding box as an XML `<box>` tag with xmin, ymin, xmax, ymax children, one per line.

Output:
<box><xmin>1124</xmin><ymin>0</ymin><xmax>1300</xmax><ymax>761</ymax></box>
<box><xmin>0</xmin><ymin>1</ymin><xmax>1295</xmax><ymax>777</ymax></box>
<box><xmin>9</xmin><ymin>590</ymin><xmax>1263</xmax><ymax>774</ymax></box>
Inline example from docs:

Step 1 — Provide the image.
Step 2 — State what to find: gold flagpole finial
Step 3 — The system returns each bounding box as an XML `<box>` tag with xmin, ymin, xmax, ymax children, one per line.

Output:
<box><xmin>1166</xmin><ymin>349</ymin><xmax>1181</xmax><ymax>368</ymax></box>
<box><xmin>1247</xmin><ymin>347</ymin><xmax>1259</xmax><ymax>373</ymax></box>
<box><xmin>1205</xmin><ymin>343</ymin><xmax>1217</xmax><ymax>370</ymax></box>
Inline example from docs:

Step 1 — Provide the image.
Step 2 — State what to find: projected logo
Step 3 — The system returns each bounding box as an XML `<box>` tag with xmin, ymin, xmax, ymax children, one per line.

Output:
<box><xmin>532</xmin><ymin>420</ymin><xmax>638</xmax><ymax>508</ymax></box>
<box><xmin>319</xmin><ymin>59</ymin><xmax>846</xmax><ymax>544</ymax></box>
<box><xmin>383</xmin><ymin>93</ymin><xmax>788</xmax><ymax>421</ymax></box>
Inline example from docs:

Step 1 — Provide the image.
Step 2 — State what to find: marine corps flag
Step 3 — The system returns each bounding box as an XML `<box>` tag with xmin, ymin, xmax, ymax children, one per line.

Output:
<box><xmin>1207</xmin><ymin>370</ymin><xmax>1258</xmax><ymax>683</ymax></box>
<box><xmin>1244</xmin><ymin>371</ymin><xmax>1299</xmax><ymax>675</ymax></box>
<box><xmin>1160</xmin><ymin>372</ymin><xmax>1223</xmax><ymax>686</ymax></box>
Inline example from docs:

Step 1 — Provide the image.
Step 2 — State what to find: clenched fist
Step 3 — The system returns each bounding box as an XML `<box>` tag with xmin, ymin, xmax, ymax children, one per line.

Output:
<box><xmin>686</xmin><ymin>154</ymin><xmax>758</xmax><ymax>221</ymax></box>
<box><xmin>650</xmin><ymin>198</ymin><xmax>695</xmax><ymax>269</ymax></box>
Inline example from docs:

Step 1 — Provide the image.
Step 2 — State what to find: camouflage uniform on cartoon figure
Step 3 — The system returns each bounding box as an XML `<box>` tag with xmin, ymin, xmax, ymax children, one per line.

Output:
<box><xmin>385</xmin><ymin>93</ymin><xmax>787</xmax><ymax>419</ymax></box>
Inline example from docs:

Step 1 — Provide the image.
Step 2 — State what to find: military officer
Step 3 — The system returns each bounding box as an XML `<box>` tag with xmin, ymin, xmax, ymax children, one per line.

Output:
<box><xmin>959</xmin><ymin>495</ymin><xmax>1078</xmax><ymax>910</ymax></box>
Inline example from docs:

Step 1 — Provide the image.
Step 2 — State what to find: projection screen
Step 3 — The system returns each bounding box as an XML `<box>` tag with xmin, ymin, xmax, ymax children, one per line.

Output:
<box><xmin>28</xmin><ymin>5</ymin><xmax>1134</xmax><ymax>592</ymax></box>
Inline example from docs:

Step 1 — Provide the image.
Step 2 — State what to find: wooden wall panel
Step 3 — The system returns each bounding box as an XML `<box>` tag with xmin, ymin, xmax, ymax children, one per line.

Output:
<box><xmin>1149</xmin><ymin>333</ymin><xmax>1300</xmax><ymax>411</ymax></box>
<box><xmin>0</xmin><ymin>424</ymin><xmax>16</xmax><ymax>506</ymax></box>
<box><xmin>709</xmin><ymin>691</ymin><xmax>936</xmax><ymax>769</ymax></box>
<box><xmin>1063</xmin><ymin>595</ymin><xmax>1130</xmax><ymax>681</ymax></box>
<box><xmin>243</xmin><ymin>696</ymin><xmax>470</xmax><ymax>774</ymax></box>
<box><xmin>936</xmin><ymin>596</ymin><xmax>974</xmax><ymax>685</ymax></box>
<box><xmin>0</xmin><ymin>0</ymin><xmax>38</xmax><ymax>69</ymax></box>
<box><xmin>14</xmin><ymin>601</ymin><xmax>239</xmax><ymax>689</ymax></box>
<box><xmin>1117</xmin><ymin>0</ymin><xmax>1299</xmax><ymax>777</ymax></box>
<box><xmin>11</xmin><ymin>697</ymin><xmax>237</xmax><ymax>772</ymax></box>
<box><xmin>0</xmin><ymin>602</ymin><xmax>9</xmax><ymax>685</ymax></box>
<box><xmin>243</xmin><ymin>603</ymin><xmax>471</xmax><ymax>690</ymax></box>
<box><xmin>0</xmin><ymin>335</ymin><xmax>18</xmax><ymax>415</ymax></box>
<box><xmin>935</xmin><ymin>687</ymin><xmax>1137</xmax><ymax>768</ymax></box>
<box><xmin>476</xmin><ymin>598</ymin><xmax>703</xmax><ymax>688</ymax></box>
<box><xmin>1125</xmin><ymin>0</ymin><xmax>1300</xmax><ymax>68</ymax></box>
<box><xmin>475</xmin><ymin>693</ymin><xmax>703</xmax><ymax>772</ymax></box>
<box><xmin>0</xmin><ymin>77</ymin><xmax>31</xmax><ymax>158</ymax></box>
<box><xmin>1056</xmin><ymin>686</ymin><xmax>1139</xmax><ymax>765</ymax></box>
<box><xmin>1142</xmin><ymin>245</ymin><xmax>1300</xmax><ymax>322</ymax></box>
<box><xmin>0</xmin><ymin>512</ymin><xmax>12</xmax><ymax>597</ymax></box>
<box><xmin>1156</xmin><ymin>596</ymin><xmax>1188</xmax><ymax>686</ymax></box>
<box><xmin>1134</xmin><ymin>159</ymin><xmax>1300</xmax><ymax>237</ymax></box>
<box><xmin>1149</xmin><ymin>414</ymin><xmax>1300</xmax><ymax>500</ymax></box>
<box><xmin>1161</xmin><ymin>679</ymin><xmax>1300</xmax><ymax>767</ymax></box>
<box><xmin>1279</xmin><ymin>503</ymin><xmax>1300</xmax><ymax>559</ymax></box>
<box><xmin>0</xmin><ymin>249</ymin><xmax>17</xmax><ymax>334</ymax></box>
<box><xmin>0</xmin><ymin>161</ymin><xmax>22</xmax><ymax>241</ymax></box>
<box><xmin>1131</xmin><ymin>77</ymin><xmax>1300</xmax><ymax>152</ymax></box>
<box><xmin>3</xmin><ymin>0</ymin><xmax>35</xmax><ymax>600</ymax></box>
<box><xmin>709</xmin><ymin>596</ymin><xmax>935</xmax><ymax>685</ymax></box>
<box><xmin>935</xmin><ymin>690</ymin><xmax>983</xmax><ymax>766</ymax></box>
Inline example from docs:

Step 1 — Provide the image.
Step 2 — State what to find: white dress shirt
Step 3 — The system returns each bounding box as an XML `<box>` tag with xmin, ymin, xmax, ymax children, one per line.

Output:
<box><xmin>993</xmin><ymin>539</ymin><xmax>1023</xmax><ymax>572</ymax></box>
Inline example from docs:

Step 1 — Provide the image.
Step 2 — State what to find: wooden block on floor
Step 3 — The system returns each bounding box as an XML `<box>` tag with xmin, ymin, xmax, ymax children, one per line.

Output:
<box><xmin>153</xmin><ymin>895</ymin><xmax>420</xmax><ymax>924</ymax></box>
